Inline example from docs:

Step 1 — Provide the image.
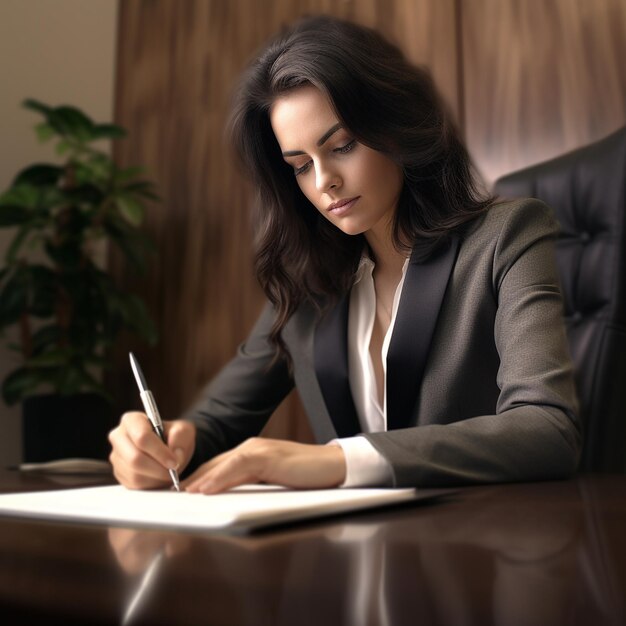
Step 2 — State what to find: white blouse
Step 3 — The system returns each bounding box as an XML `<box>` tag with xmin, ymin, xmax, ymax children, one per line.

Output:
<box><xmin>332</xmin><ymin>255</ymin><xmax>410</xmax><ymax>487</ymax></box>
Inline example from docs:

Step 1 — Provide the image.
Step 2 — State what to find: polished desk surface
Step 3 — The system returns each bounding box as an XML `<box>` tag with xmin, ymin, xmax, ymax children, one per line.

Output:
<box><xmin>0</xmin><ymin>469</ymin><xmax>625</xmax><ymax>626</ymax></box>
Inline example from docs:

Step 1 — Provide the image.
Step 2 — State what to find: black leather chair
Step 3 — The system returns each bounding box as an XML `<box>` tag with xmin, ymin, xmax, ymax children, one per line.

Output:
<box><xmin>494</xmin><ymin>127</ymin><xmax>626</xmax><ymax>472</ymax></box>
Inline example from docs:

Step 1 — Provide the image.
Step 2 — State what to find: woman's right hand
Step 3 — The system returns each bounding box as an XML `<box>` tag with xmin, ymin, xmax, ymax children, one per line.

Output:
<box><xmin>108</xmin><ymin>413</ymin><xmax>196</xmax><ymax>489</ymax></box>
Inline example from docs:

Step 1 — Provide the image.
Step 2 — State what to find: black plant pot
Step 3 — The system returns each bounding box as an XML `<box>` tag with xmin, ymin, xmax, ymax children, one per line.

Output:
<box><xmin>22</xmin><ymin>393</ymin><xmax>116</xmax><ymax>463</ymax></box>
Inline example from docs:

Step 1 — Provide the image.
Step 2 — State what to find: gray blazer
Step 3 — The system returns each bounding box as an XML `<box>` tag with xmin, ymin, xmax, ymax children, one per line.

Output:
<box><xmin>184</xmin><ymin>198</ymin><xmax>581</xmax><ymax>487</ymax></box>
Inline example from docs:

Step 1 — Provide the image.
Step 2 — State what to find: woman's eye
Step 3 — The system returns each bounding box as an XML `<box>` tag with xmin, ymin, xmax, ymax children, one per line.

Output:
<box><xmin>292</xmin><ymin>140</ymin><xmax>356</xmax><ymax>177</ymax></box>
<box><xmin>294</xmin><ymin>161</ymin><xmax>312</xmax><ymax>176</ymax></box>
<box><xmin>335</xmin><ymin>139</ymin><xmax>357</xmax><ymax>154</ymax></box>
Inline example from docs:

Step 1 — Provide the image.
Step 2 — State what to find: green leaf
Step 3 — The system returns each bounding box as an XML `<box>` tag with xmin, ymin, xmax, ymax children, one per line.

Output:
<box><xmin>44</xmin><ymin>238</ymin><xmax>83</xmax><ymax>269</ymax></box>
<box><xmin>27</xmin><ymin>349</ymin><xmax>70</xmax><ymax>368</ymax></box>
<box><xmin>0</xmin><ymin>272</ymin><xmax>28</xmax><ymax>325</ymax></box>
<box><xmin>6</xmin><ymin>224</ymin><xmax>31</xmax><ymax>262</ymax></box>
<box><xmin>1</xmin><ymin>367</ymin><xmax>46</xmax><ymax>405</ymax></box>
<box><xmin>0</xmin><ymin>185</ymin><xmax>39</xmax><ymax>209</ymax></box>
<box><xmin>55</xmin><ymin>365</ymin><xmax>86</xmax><ymax>395</ymax></box>
<box><xmin>83</xmin><ymin>354</ymin><xmax>110</xmax><ymax>368</ymax></box>
<box><xmin>63</xmin><ymin>183</ymin><xmax>104</xmax><ymax>207</ymax></box>
<box><xmin>49</xmin><ymin>106</ymin><xmax>95</xmax><ymax>142</ymax></box>
<box><xmin>75</xmin><ymin>155</ymin><xmax>111</xmax><ymax>184</ymax></box>
<box><xmin>114</xmin><ymin>166</ymin><xmax>145</xmax><ymax>182</ymax></box>
<box><xmin>23</xmin><ymin>99</ymin><xmax>52</xmax><ymax>117</ymax></box>
<box><xmin>31</xmin><ymin>325</ymin><xmax>62</xmax><ymax>352</ymax></box>
<box><xmin>35</xmin><ymin>122</ymin><xmax>55</xmax><ymax>142</ymax></box>
<box><xmin>29</xmin><ymin>266</ymin><xmax>57</xmax><ymax>317</ymax></box>
<box><xmin>122</xmin><ymin>181</ymin><xmax>160</xmax><ymax>201</ymax></box>
<box><xmin>115</xmin><ymin>194</ymin><xmax>144</xmax><ymax>226</ymax></box>
<box><xmin>13</xmin><ymin>164</ymin><xmax>63</xmax><ymax>187</ymax></box>
<box><xmin>92</xmin><ymin>123</ymin><xmax>127</xmax><ymax>140</ymax></box>
<box><xmin>104</xmin><ymin>218</ymin><xmax>153</xmax><ymax>270</ymax></box>
<box><xmin>119</xmin><ymin>294</ymin><xmax>158</xmax><ymax>344</ymax></box>
<box><xmin>56</xmin><ymin>140</ymin><xmax>71</xmax><ymax>156</ymax></box>
<box><xmin>0</xmin><ymin>204</ymin><xmax>30</xmax><ymax>226</ymax></box>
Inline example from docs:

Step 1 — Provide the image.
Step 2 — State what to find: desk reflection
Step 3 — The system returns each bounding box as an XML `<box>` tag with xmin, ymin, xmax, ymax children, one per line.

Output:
<box><xmin>106</xmin><ymin>479</ymin><xmax>624</xmax><ymax>626</ymax></box>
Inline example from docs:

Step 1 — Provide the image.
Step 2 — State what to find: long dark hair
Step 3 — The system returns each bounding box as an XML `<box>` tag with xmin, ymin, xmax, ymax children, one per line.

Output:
<box><xmin>229</xmin><ymin>15</ymin><xmax>492</xmax><ymax>357</ymax></box>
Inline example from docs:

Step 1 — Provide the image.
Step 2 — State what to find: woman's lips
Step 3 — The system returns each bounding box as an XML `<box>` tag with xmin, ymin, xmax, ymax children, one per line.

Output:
<box><xmin>327</xmin><ymin>196</ymin><xmax>360</xmax><ymax>215</ymax></box>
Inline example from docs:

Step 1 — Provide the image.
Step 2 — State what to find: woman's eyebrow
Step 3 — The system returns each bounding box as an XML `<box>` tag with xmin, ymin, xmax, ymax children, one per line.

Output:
<box><xmin>281</xmin><ymin>123</ymin><xmax>343</xmax><ymax>157</ymax></box>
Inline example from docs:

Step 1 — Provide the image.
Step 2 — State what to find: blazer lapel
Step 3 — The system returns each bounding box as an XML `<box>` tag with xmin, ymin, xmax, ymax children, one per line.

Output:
<box><xmin>313</xmin><ymin>293</ymin><xmax>361</xmax><ymax>438</ymax></box>
<box><xmin>386</xmin><ymin>236</ymin><xmax>460</xmax><ymax>430</ymax></box>
<box><xmin>313</xmin><ymin>236</ymin><xmax>460</xmax><ymax>437</ymax></box>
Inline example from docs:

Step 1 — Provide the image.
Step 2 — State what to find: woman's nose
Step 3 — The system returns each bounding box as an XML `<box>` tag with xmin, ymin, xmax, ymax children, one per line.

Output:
<box><xmin>315</xmin><ymin>163</ymin><xmax>342</xmax><ymax>193</ymax></box>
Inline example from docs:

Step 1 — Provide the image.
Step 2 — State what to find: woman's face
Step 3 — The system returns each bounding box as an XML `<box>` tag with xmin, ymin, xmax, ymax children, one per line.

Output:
<box><xmin>270</xmin><ymin>86</ymin><xmax>403</xmax><ymax>239</ymax></box>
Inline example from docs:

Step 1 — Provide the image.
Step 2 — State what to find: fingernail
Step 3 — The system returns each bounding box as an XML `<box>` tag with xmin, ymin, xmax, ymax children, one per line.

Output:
<box><xmin>174</xmin><ymin>448</ymin><xmax>184</xmax><ymax>465</ymax></box>
<box><xmin>166</xmin><ymin>448</ymin><xmax>184</xmax><ymax>470</ymax></box>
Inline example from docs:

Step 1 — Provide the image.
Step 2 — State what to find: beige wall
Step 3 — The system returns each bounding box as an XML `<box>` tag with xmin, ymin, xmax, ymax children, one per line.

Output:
<box><xmin>0</xmin><ymin>0</ymin><xmax>118</xmax><ymax>466</ymax></box>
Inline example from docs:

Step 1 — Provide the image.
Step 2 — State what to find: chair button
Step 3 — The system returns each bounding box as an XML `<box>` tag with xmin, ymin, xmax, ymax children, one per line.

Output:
<box><xmin>580</xmin><ymin>231</ymin><xmax>590</xmax><ymax>243</ymax></box>
<box><xmin>572</xmin><ymin>311</ymin><xmax>583</xmax><ymax>323</ymax></box>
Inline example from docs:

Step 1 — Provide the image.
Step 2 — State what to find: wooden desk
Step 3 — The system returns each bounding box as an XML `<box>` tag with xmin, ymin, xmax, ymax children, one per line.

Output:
<box><xmin>0</xmin><ymin>469</ymin><xmax>624</xmax><ymax>625</ymax></box>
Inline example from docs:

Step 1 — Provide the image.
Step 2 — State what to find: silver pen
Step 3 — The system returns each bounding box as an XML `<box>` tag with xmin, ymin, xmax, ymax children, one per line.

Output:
<box><xmin>129</xmin><ymin>352</ymin><xmax>181</xmax><ymax>491</ymax></box>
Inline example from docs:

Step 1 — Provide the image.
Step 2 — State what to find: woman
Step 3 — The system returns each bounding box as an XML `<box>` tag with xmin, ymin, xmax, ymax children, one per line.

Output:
<box><xmin>109</xmin><ymin>15</ymin><xmax>581</xmax><ymax>493</ymax></box>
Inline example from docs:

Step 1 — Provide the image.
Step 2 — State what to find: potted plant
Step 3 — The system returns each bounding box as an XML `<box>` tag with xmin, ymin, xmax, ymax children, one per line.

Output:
<box><xmin>0</xmin><ymin>99</ymin><xmax>157</xmax><ymax>462</ymax></box>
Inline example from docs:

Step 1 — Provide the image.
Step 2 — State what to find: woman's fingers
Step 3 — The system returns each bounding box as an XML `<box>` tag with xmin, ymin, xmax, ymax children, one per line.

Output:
<box><xmin>182</xmin><ymin>438</ymin><xmax>346</xmax><ymax>494</ymax></box>
<box><xmin>109</xmin><ymin>430</ymin><xmax>167</xmax><ymax>489</ymax></box>
<box><xmin>184</xmin><ymin>447</ymin><xmax>263</xmax><ymax>494</ymax></box>
<box><xmin>164</xmin><ymin>420</ymin><xmax>197</xmax><ymax>473</ymax></box>
<box><xmin>123</xmin><ymin>412</ymin><xmax>179</xmax><ymax>469</ymax></box>
<box><xmin>108</xmin><ymin>412</ymin><xmax>190</xmax><ymax>489</ymax></box>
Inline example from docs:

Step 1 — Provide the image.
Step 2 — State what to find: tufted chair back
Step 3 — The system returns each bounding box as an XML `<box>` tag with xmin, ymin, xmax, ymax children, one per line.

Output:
<box><xmin>494</xmin><ymin>127</ymin><xmax>626</xmax><ymax>472</ymax></box>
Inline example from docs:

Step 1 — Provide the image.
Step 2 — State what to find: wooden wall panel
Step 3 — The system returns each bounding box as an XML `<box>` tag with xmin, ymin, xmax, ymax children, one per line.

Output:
<box><xmin>462</xmin><ymin>0</ymin><xmax>626</xmax><ymax>186</ymax></box>
<box><xmin>110</xmin><ymin>0</ymin><xmax>459</xmax><ymax>439</ymax></box>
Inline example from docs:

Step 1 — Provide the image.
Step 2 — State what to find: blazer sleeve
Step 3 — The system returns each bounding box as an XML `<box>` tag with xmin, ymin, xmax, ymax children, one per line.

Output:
<box><xmin>363</xmin><ymin>200</ymin><xmax>582</xmax><ymax>487</ymax></box>
<box><xmin>181</xmin><ymin>303</ymin><xmax>294</xmax><ymax>472</ymax></box>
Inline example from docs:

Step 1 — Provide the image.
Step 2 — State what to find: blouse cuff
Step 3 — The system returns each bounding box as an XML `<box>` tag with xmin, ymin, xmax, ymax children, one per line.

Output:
<box><xmin>328</xmin><ymin>436</ymin><xmax>393</xmax><ymax>487</ymax></box>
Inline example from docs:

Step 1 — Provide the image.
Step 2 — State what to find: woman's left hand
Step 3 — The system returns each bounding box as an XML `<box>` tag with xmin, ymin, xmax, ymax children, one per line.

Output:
<box><xmin>182</xmin><ymin>438</ymin><xmax>347</xmax><ymax>494</ymax></box>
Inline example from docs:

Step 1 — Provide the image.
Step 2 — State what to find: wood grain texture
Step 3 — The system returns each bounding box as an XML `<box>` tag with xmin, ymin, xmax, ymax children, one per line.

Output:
<box><xmin>462</xmin><ymin>0</ymin><xmax>626</xmax><ymax>185</ymax></box>
<box><xmin>110</xmin><ymin>0</ymin><xmax>459</xmax><ymax>441</ymax></box>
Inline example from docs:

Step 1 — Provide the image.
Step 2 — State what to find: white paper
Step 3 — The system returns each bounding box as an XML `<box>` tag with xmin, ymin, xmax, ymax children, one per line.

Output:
<box><xmin>0</xmin><ymin>484</ymin><xmax>419</xmax><ymax>532</ymax></box>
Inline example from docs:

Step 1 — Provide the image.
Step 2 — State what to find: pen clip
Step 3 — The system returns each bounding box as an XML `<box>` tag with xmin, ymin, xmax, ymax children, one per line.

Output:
<box><xmin>140</xmin><ymin>389</ymin><xmax>164</xmax><ymax>436</ymax></box>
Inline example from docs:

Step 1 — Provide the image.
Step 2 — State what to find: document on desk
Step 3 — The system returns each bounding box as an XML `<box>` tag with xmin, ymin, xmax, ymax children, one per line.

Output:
<box><xmin>0</xmin><ymin>484</ymin><xmax>429</xmax><ymax>532</ymax></box>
